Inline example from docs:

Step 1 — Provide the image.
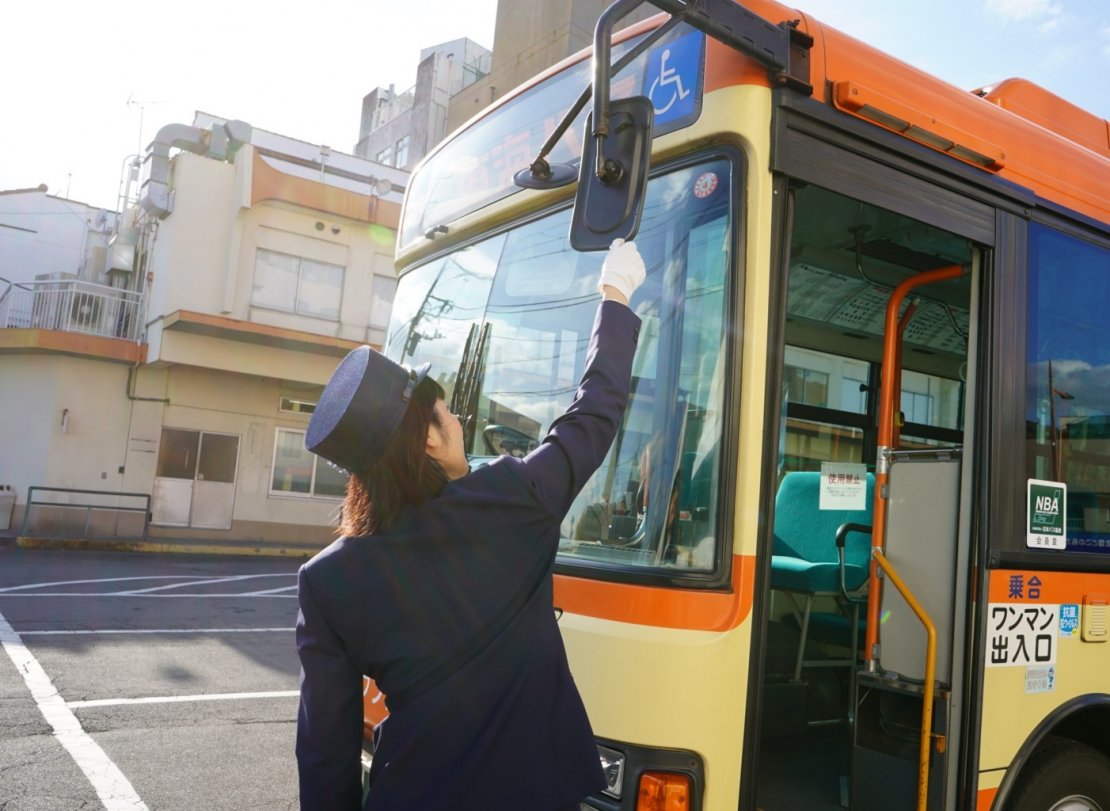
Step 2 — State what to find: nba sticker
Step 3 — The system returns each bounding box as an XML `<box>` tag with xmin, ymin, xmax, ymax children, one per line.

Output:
<box><xmin>1027</xmin><ymin>478</ymin><xmax>1066</xmax><ymax>549</ymax></box>
<box><xmin>693</xmin><ymin>172</ymin><xmax>718</xmax><ymax>198</ymax></box>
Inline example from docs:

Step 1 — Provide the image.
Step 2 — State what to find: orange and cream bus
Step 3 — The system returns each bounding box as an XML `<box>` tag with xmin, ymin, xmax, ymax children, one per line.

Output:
<box><xmin>365</xmin><ymin>1</ymin><xmax>1110</xmax><ymax>808</ymax></box>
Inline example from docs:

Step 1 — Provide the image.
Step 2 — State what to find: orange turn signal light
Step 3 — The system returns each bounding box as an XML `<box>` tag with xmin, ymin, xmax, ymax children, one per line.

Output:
<box><xmin>636</xmin><ymin>771</ymin><xmax>691</xmax><ymax>811</ymax></box>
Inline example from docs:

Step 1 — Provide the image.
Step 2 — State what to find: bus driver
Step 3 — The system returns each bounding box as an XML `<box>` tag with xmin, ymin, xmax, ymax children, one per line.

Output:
<box><xmin>294</xmin><ymin>240</ymin><xmax>645</xmax><ymax>810</ymax></box>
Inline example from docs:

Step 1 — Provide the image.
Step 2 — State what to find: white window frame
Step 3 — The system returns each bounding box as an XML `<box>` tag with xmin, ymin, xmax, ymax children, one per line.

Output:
<box><xmin>252</xmin><ymin>248</ymin><xmax>345</xmax><ymax>321</ymax></box>
<box><xmin>269</xmin><ymin>427</ymin><xmax>345</xmax><ymax>499</ymax></box>
<box><xmin>279</xmin><ymin>397</ymin><xmax>317</xmax><ymax>415</ymax></box>
<box><xmin>370</xmin><ymin>274</ymin><xmax>398</xmax><ymax>331</ymax></box>
<box><xmin>394</xmin><ymin>135</ymin><xmax>410</xmax><ymax>168</ymax></box>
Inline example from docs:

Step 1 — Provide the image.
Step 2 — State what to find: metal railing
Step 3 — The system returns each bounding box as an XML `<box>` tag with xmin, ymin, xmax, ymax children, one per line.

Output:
<box><xmin>0</xmin><ymin>277</ymin><xmax>144</xmax><ymax>342</ymax></box>
<box><xmin>20</xmin><ymin>487</ymin><xmax>151</xmax><ymax>540</ymax></box>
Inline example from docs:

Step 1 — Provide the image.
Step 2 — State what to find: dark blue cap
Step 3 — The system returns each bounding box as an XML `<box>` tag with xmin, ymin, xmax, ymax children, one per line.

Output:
<box><xmin>306</xmin><ymin>345</ymin><xmax>431</xmax><ymax>473</ymax></box>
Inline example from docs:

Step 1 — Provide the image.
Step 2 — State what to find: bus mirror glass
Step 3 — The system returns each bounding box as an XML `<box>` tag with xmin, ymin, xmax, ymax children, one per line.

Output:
<box><xmin>569</xmin><ymin>96</ymin><xmax>653</xmax><ymax>252</ymax></box>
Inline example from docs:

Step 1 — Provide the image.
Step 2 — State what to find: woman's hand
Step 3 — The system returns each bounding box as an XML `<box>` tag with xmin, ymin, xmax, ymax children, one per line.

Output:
<box><xmin>598</xmin><ymin>239</ymin><xmax>646</xmax><ymax>305</ymax></box>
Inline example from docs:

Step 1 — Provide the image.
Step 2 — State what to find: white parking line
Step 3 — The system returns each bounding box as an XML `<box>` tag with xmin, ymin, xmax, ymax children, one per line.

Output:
<box><xmin>240</xmin><ymin>585</ymin><xmax>299</xmax><ymax>595</ymax></box>
<box><xmin>20</xmin><ymin>627</ymin><xmax>294</xmax><ymax>635</ymax></box>
<box><xmin>68</xmin><ymin>690</ymin><xmax>300</xmax><ymax>709</ymax></box>
<box><xmin>115</xmin><ymin>574</ymin><xmax>293</xmax><ymax>595</ymax></box>
<box><xmin>0</xmin><ymin>575</ymin><xmax>200</xmax><ymax>593</ymax></box>
<box><xmin>0</xmin><ymin>592</ymin><xmax>297</xmax><ymax>598</ymax></box>
<box><xmin>0</xmin><ymin>608</ymin><xmax>148</xmax><ymax>810</ymax></box>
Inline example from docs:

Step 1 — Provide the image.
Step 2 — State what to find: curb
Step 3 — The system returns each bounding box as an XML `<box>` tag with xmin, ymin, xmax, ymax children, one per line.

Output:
<box><xmin>13</xmin><ymin>536</ymin><xmax>320</xmax><ymax>558</ymax></box>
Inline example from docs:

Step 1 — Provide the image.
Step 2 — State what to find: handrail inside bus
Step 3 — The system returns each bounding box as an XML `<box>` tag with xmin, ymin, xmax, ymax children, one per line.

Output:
<box><xmin>872</xmin><ymin>549</ymin><xmax>940</xmax><ymax>811</ymax></box>
<box><xmin>864</xmin><ymin>262</ymin><xmax>965</xmax><ymax>811</ymax></box>
<box><xmin>866</xmin><ymin>263</ymin><xmax>967</xmax><ymax>665</ymax></box>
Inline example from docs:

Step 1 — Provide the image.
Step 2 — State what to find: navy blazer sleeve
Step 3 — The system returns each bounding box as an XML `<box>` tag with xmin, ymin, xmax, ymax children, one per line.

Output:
<box><xmin>502</xmin><ymin>300</ymin><xmax>640</xmax><ymax>517</ymax></box>
<box><xmin>295</xmin><ymin>568</ymin><xmax>364</xmax><ymax>810</ymax></box>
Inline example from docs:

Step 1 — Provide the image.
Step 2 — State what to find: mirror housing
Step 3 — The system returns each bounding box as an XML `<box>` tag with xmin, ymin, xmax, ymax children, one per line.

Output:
<box><xmin>569</xmin><ymin>96</ymin><xmax>653</xmax><ymax>251</ymax></box>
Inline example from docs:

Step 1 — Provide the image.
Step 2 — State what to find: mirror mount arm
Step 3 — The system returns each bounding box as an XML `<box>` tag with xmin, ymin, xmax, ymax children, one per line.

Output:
<box><xmin>520</xmin><ymin>0</ymin><xmax>814</xmax><ymax>189</ymax></box>
<box><xmin>591</xmin><ymin>0</ymin><xmax>653</xmax><ymax>183</ymax></box>
<box><xmin>647</xmin><ymin>0</ymin><xmax>813</xmax><ymax>94</ymax></box>
<box><xmin>522</xmin><ymin>11</ymin><xmax>684</xmax><ymax>187</ymax></box>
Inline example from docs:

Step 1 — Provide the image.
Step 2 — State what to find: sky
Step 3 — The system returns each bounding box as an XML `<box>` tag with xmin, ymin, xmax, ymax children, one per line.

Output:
<box><xmin>2</xmin><ymin>0</ymin><xmax>1108</xmax><ymax>212</ymax></box>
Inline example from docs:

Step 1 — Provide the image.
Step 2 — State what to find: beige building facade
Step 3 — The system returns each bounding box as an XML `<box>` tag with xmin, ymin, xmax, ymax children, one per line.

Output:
<box><xmin>0</xmin><ymin>118</ymin><xmax>406</xmax><ymax>547</ymax></box>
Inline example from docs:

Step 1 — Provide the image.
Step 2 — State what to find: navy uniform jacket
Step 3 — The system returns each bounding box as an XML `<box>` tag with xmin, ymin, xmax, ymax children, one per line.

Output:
<box><xmin>296</xmin><ymin>301</ymin><xmax>640</xmax><ymax>810</ymax></box>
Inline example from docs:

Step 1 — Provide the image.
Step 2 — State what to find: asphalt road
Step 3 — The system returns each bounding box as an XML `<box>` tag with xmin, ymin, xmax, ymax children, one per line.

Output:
<box><xmin>0</xmin><ymin>546</ymin><xmax>305</xmax><ymax>810</ymax></box>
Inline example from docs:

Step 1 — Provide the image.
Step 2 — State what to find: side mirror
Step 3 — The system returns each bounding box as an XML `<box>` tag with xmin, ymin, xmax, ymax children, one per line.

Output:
<box><xmin>569</xmin><ymin>96</ymin><xmax>653</xmax><ymax>251</ymax></box>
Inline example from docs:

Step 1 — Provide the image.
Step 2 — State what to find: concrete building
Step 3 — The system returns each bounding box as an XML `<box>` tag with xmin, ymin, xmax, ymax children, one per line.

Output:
<box><xmin>445</xmin><ymin>0</ymin><xmax>658</xmax><ymax>135</ymax></box>
<box><xmin>354</xmin><ymin>38</ymin><xmax>491</xmax><ymax>170</ymax></box>
<box><xmin>357</xmin><ymin>0</ymin><xmax>656</xmax><ymax>175</ymax></box>
<box><xmin>0</xmin><ymin>116</ymin><xmax>406</xmax><ymax>546</ymax></box>
<box><xmin>0</xmin><ymin>187</ymin><xmax>117</xmax><ymax>286</ymax></box>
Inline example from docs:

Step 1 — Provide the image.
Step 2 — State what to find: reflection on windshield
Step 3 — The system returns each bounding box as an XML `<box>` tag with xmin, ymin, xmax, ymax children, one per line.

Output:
<box><xmin>386</xmin><ymin>236</ymin><xmax>502</xmax><ymax>405</ymax></box>
<box><xmin>386</xmin><ymin>159</ymin><xmax>734</xmax><ymax>575</ymax></box>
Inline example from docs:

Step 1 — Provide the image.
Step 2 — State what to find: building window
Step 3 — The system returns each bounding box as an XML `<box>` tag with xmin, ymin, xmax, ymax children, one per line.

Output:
<box><xmin>270</xmin><ymin>428</ymin><xmax>347</xmax><ymax>498</ymax></box>
<box><xmin>841</xmin><ymin>377</ymin><xmax>868</xmax><ymax>414</ymax></box>
<box><xmin>901</xmin><ymin>390</ymin><xmax>935</xmax><ymax>425</ymax></box>
<box><xmin>784</xmin><ymin>365</ymin><xmax>829</xmax><ymax>407</ymax></box>
<box><xmin>279</xmin><ymin>397</ymin><xmax>316</xmax><ymax>415</ymax></box>
<box><xmin>370</xmin><ymin>274</ymin><xmax>398</xmax><ymax>330</ymax></box>
<box><xmin>394</xmin><ymin>135</ymin><xmax>410</xmax><ymax>168</ymax></box>
<box><xmin>252</xmin><ymin>249</ymin><xmax>344</xmax><ymax>320</ymax></box>
<box><xmin>375</xmin><ymin>146</ymin><xmax>392</xmax><ymax>165</ymax></box>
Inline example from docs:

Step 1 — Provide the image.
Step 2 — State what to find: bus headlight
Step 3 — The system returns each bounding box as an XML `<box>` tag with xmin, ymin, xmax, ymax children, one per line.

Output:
<box><xmin>597</xmin><ymin>744</ymin><xmax>625</xmax><ymax>798</ymax></box>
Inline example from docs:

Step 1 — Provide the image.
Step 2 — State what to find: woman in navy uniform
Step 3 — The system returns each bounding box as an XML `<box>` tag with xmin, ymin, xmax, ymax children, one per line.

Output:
<box><xmin>295</xmin><ymin>240</ymin><xmax>646</xmax><ymax>810</ymax></box>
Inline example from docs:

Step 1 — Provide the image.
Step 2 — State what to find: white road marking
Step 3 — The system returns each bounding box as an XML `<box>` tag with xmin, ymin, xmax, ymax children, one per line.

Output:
<box><xmin>0</xmin><ymin>573</ymin><xmax>297</xmax><ymax>597</ymax></box>
<box><xmin>240</xmin><ymin>585</ymin><xmax>299</xmax><ymax>595</ymax></box>
<box><xmin>20</xmin><ymin>627</ymin><xmax>294</xmax><ymax>635</ymax></box>
<box><xmin>68</xmin><ymin>690</ymin><xmax>300</xmax><ymax>709</ymax></box>
<box><xmin>0</xmin><ymin>608</ymin><xmax>148</xmax><ymax>810</ymax></box>
<box><xmin>0</xmin><ymin>574</ymin><xmax>298</xmax><ymax>599</ymax></box>
<box><xmin>115</xmin><ymin>574</ymin><xmax>289</xmax><ymax>595</ymax></box>
<box><xmin>0</xmin><ymin>575</ymin><xmax>200</xmax><ymax>592</ymax></box>
<box><xmin>0</xmin><ymin>592</ymin><xmax>296</xmax><ymax>599</ymax></box>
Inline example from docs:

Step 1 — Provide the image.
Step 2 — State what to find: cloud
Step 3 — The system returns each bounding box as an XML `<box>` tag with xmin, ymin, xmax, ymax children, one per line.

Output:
<box><xmin>1102</xmin><ymin>25</ymin><xmax>1110</xmax><ymax>58</ymax></box>
<box><xmin>985</xmin><ymin>0</ymin><xmax>1062</xmax><ymax>22</ymax></box>
<box><xmin>1044</xmin><ymin>44</ymin><xmax>1083</xmax><ymax>69</ymax></box>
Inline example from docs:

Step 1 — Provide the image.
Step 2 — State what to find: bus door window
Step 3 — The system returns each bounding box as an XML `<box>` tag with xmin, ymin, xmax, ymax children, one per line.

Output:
<box><xmin>759</xmin><ymin>182</ymin><xmax>972</xmax><ymax>758</ymax></box>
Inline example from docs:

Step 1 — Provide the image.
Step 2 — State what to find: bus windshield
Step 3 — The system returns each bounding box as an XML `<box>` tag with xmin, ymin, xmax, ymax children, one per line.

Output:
<box><xmin>385</xmin><ymin>157</ymin><xmax>734</xmax><ymax>575</ymax></box>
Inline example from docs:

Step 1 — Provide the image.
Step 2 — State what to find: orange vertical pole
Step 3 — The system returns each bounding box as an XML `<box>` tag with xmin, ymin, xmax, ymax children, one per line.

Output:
<box><xmin>892</xmin><ymin>299</ymin><xmax>918</xmax><ymax>448</ymax></box>
<box><xmin>865</xmin><ymin>264</ymin><xmax>966</xmax><ymax>668</ymax></box>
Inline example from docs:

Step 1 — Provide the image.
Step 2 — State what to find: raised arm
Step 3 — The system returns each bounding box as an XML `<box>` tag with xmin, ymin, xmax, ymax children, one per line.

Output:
<box><xmin>504</xmin><ymin>240</ymin><xmax>645</xmax><ymax>517</ymax></box>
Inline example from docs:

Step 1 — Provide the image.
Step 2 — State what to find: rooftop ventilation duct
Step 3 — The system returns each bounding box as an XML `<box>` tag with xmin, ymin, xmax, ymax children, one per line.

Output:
<box><xmin>139</xmin><ymin>119</ymin><xmax>252</xmax><ymax>219</ymax></box>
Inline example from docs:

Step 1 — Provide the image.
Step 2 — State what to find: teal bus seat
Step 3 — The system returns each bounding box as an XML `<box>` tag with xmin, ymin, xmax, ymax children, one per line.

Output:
<box><xmin>770</xmin><ymin>471</ymin><xmax>874</xmax><ymax>697</ymax></box>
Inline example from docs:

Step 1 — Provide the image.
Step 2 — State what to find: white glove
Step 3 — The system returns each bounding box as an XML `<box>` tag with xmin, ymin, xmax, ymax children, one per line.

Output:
<box><xmin>597</xmin><ymin>238</ymin><xmax>646</xmax><ymax>300</ymax></box>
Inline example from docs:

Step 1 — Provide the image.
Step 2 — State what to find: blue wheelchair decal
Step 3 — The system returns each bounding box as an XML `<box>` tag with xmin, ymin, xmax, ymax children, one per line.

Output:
<box><xmin>644</xmin><ymin>30</ymin><xmax>704</xmax><ymax>128</ymax></box>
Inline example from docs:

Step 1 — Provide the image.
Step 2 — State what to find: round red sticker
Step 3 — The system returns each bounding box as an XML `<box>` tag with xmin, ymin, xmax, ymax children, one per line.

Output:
<box><xmin>693</xmin><ymin>172</ymin><xmax>718</xmax><ymax>198</ymax></box>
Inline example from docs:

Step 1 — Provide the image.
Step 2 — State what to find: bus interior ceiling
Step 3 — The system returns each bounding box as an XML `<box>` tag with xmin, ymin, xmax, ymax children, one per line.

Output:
<box><xmin>755</xmin><ymin>184</ymin><xmax>975</xmax><ymax>811</ymax></box>
<box><xmin>786</xmin><ymin>184</ymin><xmax>973</xmax><ymax>382</ymax></box>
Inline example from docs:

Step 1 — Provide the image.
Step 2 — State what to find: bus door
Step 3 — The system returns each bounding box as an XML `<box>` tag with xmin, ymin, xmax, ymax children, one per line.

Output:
<box><xmin>752</xmin><ymin>173</ymin><xmax>986</xmax><ymax>811</ymax></box>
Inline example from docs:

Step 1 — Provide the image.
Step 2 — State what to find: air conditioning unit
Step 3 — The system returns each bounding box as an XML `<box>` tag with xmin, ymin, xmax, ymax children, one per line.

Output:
<box><xmin>66</xmin><ymin>291</ymin><xmax>104</xmax><ymax>333</ymax></box>
<box><xmin>30</xmin><ymin>272</ymin><xmax>76</xmax><ymax>329</ymax></box>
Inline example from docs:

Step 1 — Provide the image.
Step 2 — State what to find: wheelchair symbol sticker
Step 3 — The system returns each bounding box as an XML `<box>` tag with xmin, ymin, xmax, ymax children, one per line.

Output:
<box><xmin>649</xmin><ymin>48</ymin><xmax>691</xmax><ymax>115</ymax></box>
<box><xmin>644</xmin><ymin>30</ymin><xmax>703</xmax><ymax>128</ymax></box>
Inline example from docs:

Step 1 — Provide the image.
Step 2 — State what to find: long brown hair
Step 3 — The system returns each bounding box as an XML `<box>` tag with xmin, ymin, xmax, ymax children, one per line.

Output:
<box><xmin>339</xmin><ymin>376</ymin><xmax>448</xmax><ymax>536</ymax></box>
